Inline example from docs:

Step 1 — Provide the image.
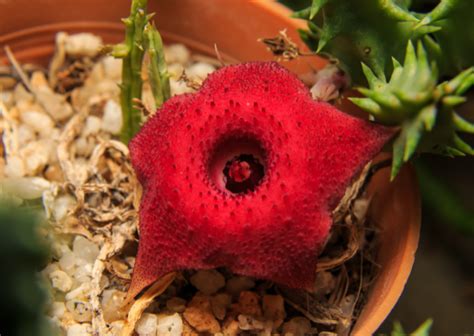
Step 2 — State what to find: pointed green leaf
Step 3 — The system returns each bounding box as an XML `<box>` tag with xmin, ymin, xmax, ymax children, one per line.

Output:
<box><xmin>348</xmin><ymin>97</ymin><xmax>382</xmax><ymax>115</ymax></box>
<box><xmin>419</xmin><ymin>104</ymin><xmax>437</xmax><ymax>131</ymax></box>
<box><xmin>442</xmin><ymin>95</ymin><xmax>467</xmax><ymax>108</ymax></box>
<box><xmin>453</xmin><ymin>113</ymin><xmax>474</xmax><ymax>133</ymax></box>
<box><xmin>403</xmin><ymin>41</ymin><xmax>417</xmax><ymax>76</ymax></box>
<box><xmin>412</xmin><ymin>319</ymin><xmax>433</xmax><ymax>336</ymax></box>
<box><xmin>309</xmin><ymin>0</ymin><xmax>329</xmax><ymax>19</ymax></box>
<box><xmin>453</xmin><ymin>134</ymin><xmax>474</xmax><ymax>155</ymax></box>
<box><xmin>445</xmin><ymin>67</ymin><xmax>474</xmax><ymax>94</ymax></box>
<box><xmin>358</xmin><ymin>88</ymin><xmax>401</xmax><ymax>110</ymax></box>
<box><xmin>391</xmin><ymin>134</ymin><xmax>406</xmax><ymax>180</ymax></box>
<box><xmin>404</xmin><ymin>120</ymin><xmax>423</xmax><ymax>161</ymax></box>
<box><xmin>443</xmin><ymin>145</ymin><xmax>466</xmax><ymax>157</ymax></box>
<box><xmin>361</xmin><ymin>62</ymin><xmax>384</xmax><ymax>89</ymax></box>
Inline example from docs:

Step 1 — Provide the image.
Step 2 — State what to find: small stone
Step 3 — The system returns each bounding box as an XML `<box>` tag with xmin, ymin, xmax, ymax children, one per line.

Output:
<box><xmin>4</xmin><ymin>156</ymin><xmax>25</xmax><ymax>178</ymax></box>
<box><xmin>102</xmin><ymin>99</ymin><xmax>123</xmax><ymax>134</ymax></box>
<box><xmin>59</xmin><ymin>250</ymin><xmax>76</xmax><ymax>272</ymax></box>
<box><xmin>65</xmin><ymin>283</ymin><xmax>91</xmax><ymax>301</ymax></box>
<box><xmin>135</xmin><ymin>313</ymin><xmax>157</xmax><ymax>336</ymax></box>
<box><xmin>1</xmin><ymin>177</ymin><xmax>50</xmax><ymax>199</ymax></box>
<box><xmin>19</xmin><ymin>110</ymin><xmax>54</xmax><ymax>137</ymax></box>
<box><xmin>67</xmin><ymin>323</ymin><xmax>92</xmax><ymax>336</ymax></box>
<box><xmin>50</xmin><ymin>301</ymin><xmax>66</xmax><ymax>319</ymax></box>
<box><xmin>109</xmin><ymin>320</ymin><xmax>125</xmax><ymax>334</ymax></box>
<box><xmin>222</xmin><ymin>318</ymin><xmax>240</xmax><ymax>336</ymax></box>
<box><xmin>49</xmin><ymin>270</ymin><xmax>73</xmax><ymax>292</ymax></box>
<box><xmin>82</xmin><ymin>116</ymin><xmax>102</xmax><ymax>136</ymax></box>
<box><xmin>73</xmin><ymin>263</ymin><xmax>93</xmax><ymax>284</ymax></box>
<box><xmin>74</xmin><ymin>137</ymin><xmax>95</xmax><ymax>157</ymax></box>
<box><xmin>165</xmin><ymin>44</ymin><xmax>191</xmax><ymax>65</ymax></box>
<box><xmin>237</xmin><ymin>314</ymin><xmax>265</xmax><ymax>331</ymax></box>
<box><xmin>282</xmin><ymin>317</ymin><xmax>312</xmax><ymax>336</ymax></box>
<box><xmin>225</xmin><ymin>276</ymin><xmax>255</xmax><ymax>297</ymax></box>
<box><xmin>52</xmin><ymin>194</ymin><xmax>76</xmax><ymax>221</ymax></box>
<box><xmin>156</xmin><ymin>313</ymin><xmax>184</xmax><ymax>336</ymax></box>
<box><xmin>190</xmin><ymin>270</ymin><xmax>225</xmax><ymax>295</ymax></box>
<box><xmin>20</xmin><ymin>141</ymin><xmax>50</xmax><ymax>175</ymax></box>
<box><xmin>314</xmin><ymin>271</ymin><xmax>336</xmax><ymax>296</ymax></box>
<box><xmin>66</xmin><ymin>299</ymin><xmax>93</xmax><ymax>322</ymax></box>
<box><xmin>13</xmin><ymin>83</ymin><xmax>34</xmax><ymax>103</ymax></box>
<box><xmin>170</xmin><ymin>78</ymin><xmax>195</xmax><ymax>96</ymax></box>
<box><xmin>44</xmin><ymin>164</ymin><xmax>64</xmax><ymax>182</ymax></box>
<box><xmin>166</xmin><ymin>297</ymin><xmax>187</xmax><ymax>313</ymax></box>
<box><xmin>17</xmin><ymin>124</ymin><xmax>36</xmax><ymax>147</ymax></box>
<box><xmin>65</xmin><ymin>33</ymin><xmax>103</xmax><ymax>58</ymax></box>
<box><xmin>72</xmin><ymin>236</ymin><xmax>99</xmax><ymax>264</ymax></box>
<box><xmin>183</xmin><ymin>293</ymin><xmax>221</xmax><ymax>334</ymax></box>
<box><xmin>237</xmin><ymin>291</ymin><xmax>262</xmax><ymax>317</ymax></box>
<box><xmin>167</xmin><ymin>63</ymin><xmax>184</xmax><ymax>79</ymax></box>
<box><xmin>42</xmin><ymin>262</ymin><xmax>60</xmax><ymax>277</ymax></box>
<box><xmin>102</xmin><ymin>56</ymin><xmax>122</xmax><ymax>80</ymax></box>
<box><xmin>101</xmin><ymin>289</ymin><xmax>127</xmax><ymax>322</ymax></box>
<box><xmin>186</xmin><ymin>62</ymin><xmax>215</xmax><ymax>82</ymax></box>
<box><xmin>211</xmin><ymin>293</ymin><xmax>232</xmax><ymax>320</ymax></box>
<box><xmin>262</xmin><ymin>295</ymin><xmax>286</xmax><ymax>329</ymax></box>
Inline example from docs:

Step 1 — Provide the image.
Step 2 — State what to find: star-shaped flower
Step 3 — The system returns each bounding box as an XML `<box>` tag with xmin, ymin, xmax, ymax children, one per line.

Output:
<box><xmin>128</xmin><ymin>62</ymin><xmax>393</xmax><ymax>300</ymax></box>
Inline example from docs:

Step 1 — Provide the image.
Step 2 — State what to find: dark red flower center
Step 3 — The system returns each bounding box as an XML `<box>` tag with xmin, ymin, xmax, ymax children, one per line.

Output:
<box><xmin>223</xmin><ymin>154</ymin><xmax>265</xmax><ymax>193</ymax></box>
<box><xmin>208</xmin><ymin>136</ymin><xmax>267</xmax><ymax>194</ymax></box>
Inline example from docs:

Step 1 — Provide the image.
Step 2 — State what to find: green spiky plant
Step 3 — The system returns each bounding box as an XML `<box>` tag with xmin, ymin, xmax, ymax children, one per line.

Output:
<box><xmin>294</xmin><ymin>0</ymin><xmax>474</xmax><ymax>178</ymax></box>
<box><xmin>0</xmin><ymin>205</ymin><xmax>54</xmax><ymax>336</ymax></box>
<box><xmin>112</xmin><ymin>0</ymin><xmax>170</xmax><ymax>144</ymax></box>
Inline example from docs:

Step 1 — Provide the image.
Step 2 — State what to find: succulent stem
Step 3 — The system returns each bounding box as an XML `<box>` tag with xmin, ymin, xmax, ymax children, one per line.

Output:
<box><xmin>115</xmin><ymin>0</ymin><xmax>149</xmax><ymax>144</ymax></box>
<box><xmin>145</xmin><ymin>23</ymin><xmax>171</xmax><ymax>108</ymax></box>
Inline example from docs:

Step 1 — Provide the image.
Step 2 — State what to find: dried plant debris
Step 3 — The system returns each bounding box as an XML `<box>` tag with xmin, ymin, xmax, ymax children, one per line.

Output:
<box><xmin>1</xmin><ymin>32</ymin><xmax>381</xmax><ymax>335</ymax></box>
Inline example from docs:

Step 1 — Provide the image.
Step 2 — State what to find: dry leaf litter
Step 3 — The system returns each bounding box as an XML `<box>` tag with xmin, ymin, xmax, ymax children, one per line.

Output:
<box><xmin>0</xmin><ymin>32</ymin><xmax>380</xmax><ymax>336</ymax></box>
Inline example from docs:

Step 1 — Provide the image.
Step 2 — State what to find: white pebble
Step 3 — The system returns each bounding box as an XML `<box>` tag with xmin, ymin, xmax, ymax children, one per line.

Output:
<box><xmin>73</xmin><ymin>263</ymin><xmax>93</xmax><ymax>284</ymax></box>
<box><xmin>52</xmin><ymin>194</ymin><xmax>76</xmax><ymax>221</ymax></box>
<box><xmin>73</xmin><ymin>236</ymin><xmax>99</xmax><ymax>264</ymax></box>
<box><xmin>165</xmin><ymin>44</ymin><xmax>190</xmax><ymax>65</ymax></box>
<box><xmin>109</xmin><ymin>320</ymin><xmax>125</xmax><ymax>334</ymax></box>
<box><xmin>102</xmin><ymin>56</ymin><xmax>122</xmax><ymax>80</ymax></box>
<box><xmin>65</xmin><ymin>283</ymin><xmax>90</xmax><ymax>301</ymax></box>
<box><xmin>170</xmin><ymin>78</ymin><xmax>194</xmax><ymax>96</ymax></box>
<box><xmin>102</xmin><ymin>100</ymin><xmax>122</xmax><ymax>134</ymax></box>
<box><xmin>65</xmin><ymin>33</ymin><xmax>103</xmax><ymax>58</ymax></box>
<box><xmin>20</xmin><ymin>141</ymin><xmax>50</xmax><ymax>175</ymax></box>
<box><xmin>101</xmin><ymin>289</ymin><xmax>127</xmax><ymax>322</ymax></box>
<box><xmin>1</xmin><ymin>177</ymin><xmax>50</xmax><ymax>199</ymax></box>
<box><xmin>4</xmin><ymin>156</ymin><xmax>25</xmax><ymax>178</ymax></box>
<box><xmin>67</xmin><ymin>323</ymin><xmax>92</xmax><ymax>336</ymax></box>
<box><xmin>17</xmin><ymin>124</ymin><xmax>36</xmax><ymax>146</ymax></box>
<box><xmin>49</xmin><ymin>270</ymin><xmax>73</xmax><ymax>292</ymax></box>
<box><xmin>167</xmin><ymin>63</ymin><xmax>184</xmax><ymax>79</ymax></box>
<box><xmin>50</xmin><ymin>301</ymin><xmax>66</xmax><ymax>319</ymax></box>
<box><xmin>82</xmin><ymin>116</ymin><xmax>102</xmax><ymax>136</ymax></box>
<box><xmin>156</xmin><ymin>313</ymin><xmax>183</xmax><ymax>336</ymax></box>
<box><xmin>186</xmin><ymin>62</ymin><xmax>215</xmax><ymax>81</ymax></box>
<box><xmin>190</xmin><ymin>270</ymin><xmax>225</xmax><ymax>295</ymax></box>
<box><xmin>41</xmin><ymin>262</ymin><xmax>60</xmax><ymax>277</ymax></box>
<box><xmin>20</xmin><ymin>110</ymin><xmax>54</xmax><ymax>137</ymax></box>
<box><xmin>59</xmin><ymin>250</ymin><xmax>76</xmax><ymax>272</ymax></box>
<box><xmin>66</xmin><ymin>299</ymin><xmax>93</xmax><ymax>322</ymax></box>
<box><xmin>135</xmin><ymin>313</ymin><xmax>157</xmax><ymax>336</ymax></box>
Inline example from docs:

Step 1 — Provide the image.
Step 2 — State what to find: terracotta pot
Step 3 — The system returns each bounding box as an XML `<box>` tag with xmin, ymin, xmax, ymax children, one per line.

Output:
<box><xmin>0</xmin><ymin>0</ymin><xmax>420</xmax><ymax>334</ymax></box>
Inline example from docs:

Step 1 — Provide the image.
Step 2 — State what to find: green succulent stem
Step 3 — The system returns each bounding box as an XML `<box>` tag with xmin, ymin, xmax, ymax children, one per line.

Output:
<box><xmin>145</xmin><ymin>23</ymin><xmax>171</xmax><ymax>108</ymax></box>
<box><xmin>115</xmin><ymin>0</ymin><xmax>149</xmax><ymax>144</ymax></box>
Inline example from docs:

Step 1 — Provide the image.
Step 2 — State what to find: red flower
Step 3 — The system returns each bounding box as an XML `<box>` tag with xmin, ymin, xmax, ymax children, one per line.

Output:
<box><xmin>128</xmin><ymin>62</ymin><xmax>393</xmax><ymax>299</ymax></box>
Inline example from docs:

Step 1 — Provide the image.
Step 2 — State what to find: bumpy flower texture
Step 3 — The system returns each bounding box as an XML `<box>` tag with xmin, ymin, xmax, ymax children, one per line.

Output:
<box><xmin>128</xmin><ymin>62</ymin><xmax>393</xmax><ymax>300</ymax></box>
